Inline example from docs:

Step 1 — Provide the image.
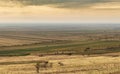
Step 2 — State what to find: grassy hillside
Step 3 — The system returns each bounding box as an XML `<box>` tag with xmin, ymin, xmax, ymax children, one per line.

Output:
<box><xmin>0</xmin><ymin>31</ymin><xmax>119</xmax><ymax>56</ymax></box>
<box><xmin>0</xmin><ymin>31</ymin><xmax>120</xmax><ymax>74</ymax></box>
<box><xmin>0</xmin><ymin>55</ymin><xmax>120</xmax><ymax>74</ymax></box>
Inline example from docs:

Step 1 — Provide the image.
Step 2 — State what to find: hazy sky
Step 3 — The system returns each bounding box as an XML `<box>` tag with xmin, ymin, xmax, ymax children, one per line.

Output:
<box><xmin>0</xmin><ymin>0</ymin><xmax>120</xmax><ymax>23</ymax></box>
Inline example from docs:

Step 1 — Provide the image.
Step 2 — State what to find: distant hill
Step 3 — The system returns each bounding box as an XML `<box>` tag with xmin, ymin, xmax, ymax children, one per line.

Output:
<box><xmin>0</xmin><ymin>23</ymin><xmax>120</xmax><ymax>31</ymax></box>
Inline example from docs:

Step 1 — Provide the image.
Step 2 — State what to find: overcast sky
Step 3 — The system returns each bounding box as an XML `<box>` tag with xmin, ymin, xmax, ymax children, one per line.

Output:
<box><xmin>0</xmin><ymin>0</ymin><xmax>120</xmax><ymax>23</ymax></box>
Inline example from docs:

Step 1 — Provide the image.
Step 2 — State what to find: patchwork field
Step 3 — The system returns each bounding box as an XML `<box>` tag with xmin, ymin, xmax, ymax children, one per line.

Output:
<box><xmin>0</xmin><ymin>30</ymin><xmax>120</xmax><ymax>74</ymax></box>
<box><xmin>0</xmin><ymin>31</ymin><xmax>120</xmax><ymax>56</ymax></box>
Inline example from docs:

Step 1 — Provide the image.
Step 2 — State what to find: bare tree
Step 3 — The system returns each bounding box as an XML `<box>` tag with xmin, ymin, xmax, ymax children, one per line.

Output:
<box><xmin>35</xmin><ymin>62</ymin><xmax>40</xmax><ymax>73</ymax></box>
<box><xmin>35</xmin><ymin>61</ymin><xmax>53</xmax><ymax>73</ymax></box>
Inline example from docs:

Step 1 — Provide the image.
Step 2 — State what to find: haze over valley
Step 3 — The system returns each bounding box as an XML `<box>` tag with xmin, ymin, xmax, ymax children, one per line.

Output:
<box><xmin>0</xmin><ymin>23</ymin><xmax>120</xmax><ymax>31</ymax></box>
<box><xmin>0</xmin><ymin>0</ymin><xmax>120</xmax><ymax>74</ymax></box>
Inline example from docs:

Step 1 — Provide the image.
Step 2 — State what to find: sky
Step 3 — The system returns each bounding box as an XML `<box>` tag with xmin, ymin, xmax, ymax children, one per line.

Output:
<box><xmin>0</xmin><ymin>0</ymin><xmax>120</xmax><ymax>23</ymax></box>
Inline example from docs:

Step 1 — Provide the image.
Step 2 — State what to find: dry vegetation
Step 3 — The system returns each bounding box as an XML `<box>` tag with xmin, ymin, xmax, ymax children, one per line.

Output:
<box><xmin>0</xmin><ymin>55</ymin><xmax>120</xmax><ymax>74</ymax></box>
<box><xmin>0</xmin><ymin>31</ymin><xmax>120</xmax><ymax>74</ymax></box>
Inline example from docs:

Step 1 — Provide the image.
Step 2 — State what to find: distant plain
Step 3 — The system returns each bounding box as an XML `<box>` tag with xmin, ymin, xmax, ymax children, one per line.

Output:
<box><xmin>0</xmin><ymin>24</ymin><xmax>120</xmax><ymax>74</ymax></box>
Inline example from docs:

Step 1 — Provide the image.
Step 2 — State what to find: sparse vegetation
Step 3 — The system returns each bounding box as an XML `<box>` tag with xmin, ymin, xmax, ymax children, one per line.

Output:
<box><xmin>0</xmin><ymin>31</ymin><xmax>120</xmax><ymax>74</ymax></box>
<box><xmin>0</xmin><ymin>55</ymin><xmax>120</xmax><ymax>74</ymax></box>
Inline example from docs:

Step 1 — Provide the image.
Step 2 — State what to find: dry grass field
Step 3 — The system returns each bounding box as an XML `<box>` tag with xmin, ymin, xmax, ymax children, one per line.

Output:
<box><xmin>0</xmin><ymin>31</ymin><xmax>84</xmax><ymax>47</ymax></box>
<box><xmin>0</xmin><ymin>0</ymin><xmax>120</xmax><ymax>73</ymax></box>
<box><xmin>0</xmin><ymin>31</ymin><xmax>120</xmax><ymax>74</ymax></box>
<box><xmin>0</xmin><ymin>55</ymin><xmax>120</xmax><ymax>74</ymax></box>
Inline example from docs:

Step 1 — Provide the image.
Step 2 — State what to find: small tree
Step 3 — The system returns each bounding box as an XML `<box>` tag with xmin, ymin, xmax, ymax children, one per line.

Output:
<box><xmin>58</xmin><ymin>62</ymin><xmax>64</xmax><ymax>66</ymax></box>
<box><xmin>84</xmin><ymin>47</ymin><xmax>91</xmax><ymax>55</ymax></box>
<box><xmin>35</xmin><ymin>61</ymin><xmax>53</xmax><ymax>73</ymax></box>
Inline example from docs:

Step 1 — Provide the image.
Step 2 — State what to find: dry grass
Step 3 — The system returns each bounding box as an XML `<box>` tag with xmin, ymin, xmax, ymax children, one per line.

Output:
<box><xmin>0</xmin><ymin>55</ymin><xmax>120</xmax><ymax>74</ymax></box>
<box><xmin>0</xmin><ymin>31</ymin><xmax>120</xmax><ymax>74</ymax></box>
<box><xmin>0</xmin><ymin>37</ymin><xmax>36</xmax><ymax>46</ymax></box>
